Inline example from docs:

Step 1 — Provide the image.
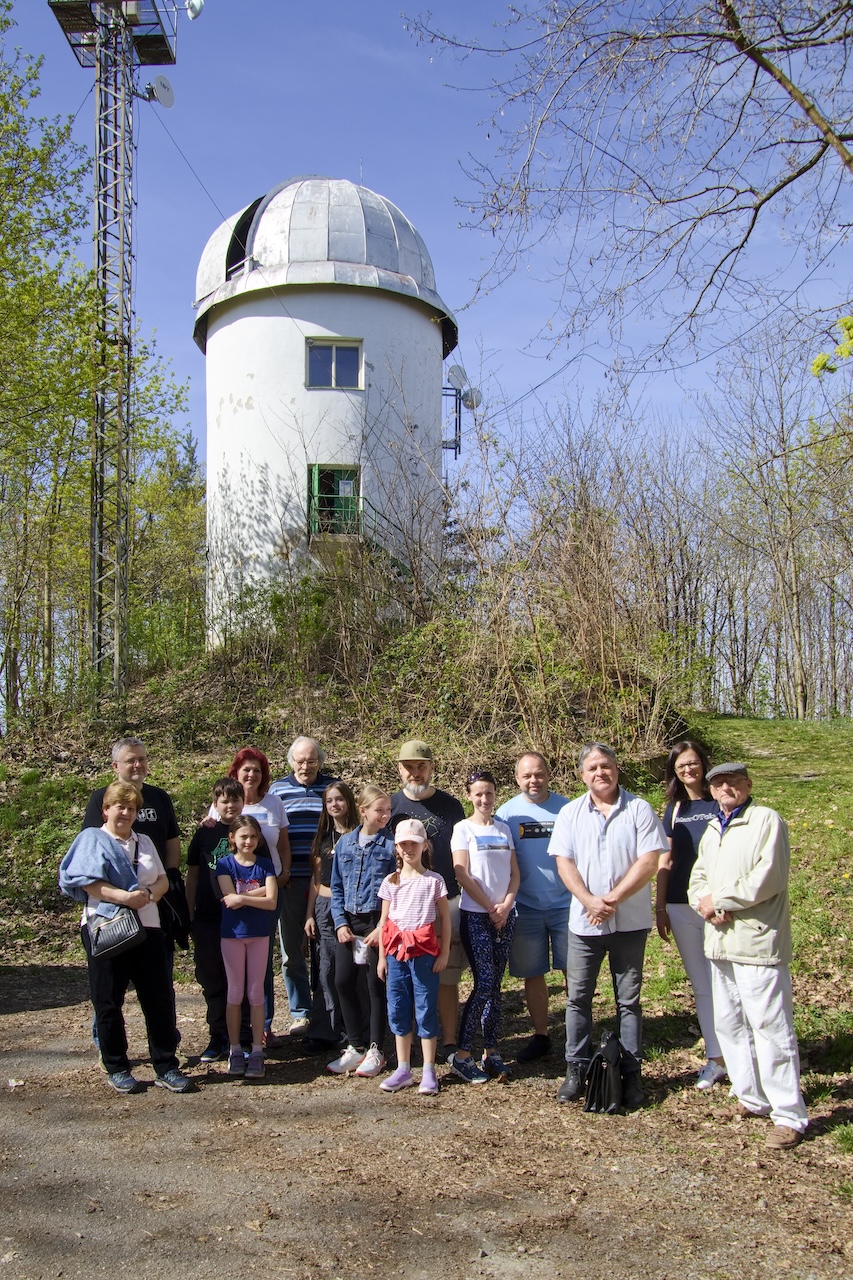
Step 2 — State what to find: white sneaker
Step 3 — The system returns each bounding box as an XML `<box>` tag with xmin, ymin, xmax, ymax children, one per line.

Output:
<box><xmin>327</xmin><ymin>1045</ymin><xmax>365</xmax><ymax>1075</ymax></box>
<box><xmin>695</xmin><ymin>1060</ymin><xmax>727</xmax><ymax>1090</ymax></box>
<box><xmin>355</xmin><ymin>1044</ymin><xmax>386</xmax><ymax>1077</ymax></box>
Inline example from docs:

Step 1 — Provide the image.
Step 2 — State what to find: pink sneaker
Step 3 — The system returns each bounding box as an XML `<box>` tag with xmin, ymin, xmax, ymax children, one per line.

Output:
<box><xmin>418</xmin><ymin>1065</ymin><xmax>439</xmax><ymax>1096</ymax></box>
<box><xmin>379</xmin><ymin>1065</ymin><xmax>414</xmax><ymax>1092</ymax></box>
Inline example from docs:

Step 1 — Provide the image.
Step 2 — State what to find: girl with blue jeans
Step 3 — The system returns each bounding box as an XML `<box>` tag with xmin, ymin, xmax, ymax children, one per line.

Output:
<box><xmin>451</xmin><ymin>769</ymin><xmax>520</xmax><ymax>1083</ymax></box>
<box><xmin>377</xmin><ymin>818</ymin><xmax>451</xmax><ymax>1095</ymax></box>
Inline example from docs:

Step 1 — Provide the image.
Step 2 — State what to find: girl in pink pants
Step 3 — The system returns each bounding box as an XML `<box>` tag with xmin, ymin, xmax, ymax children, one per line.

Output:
<box><xmin>216</xmin><ymin>815</ymin><xmax>278</xmax><ymax>1079</ymax></box>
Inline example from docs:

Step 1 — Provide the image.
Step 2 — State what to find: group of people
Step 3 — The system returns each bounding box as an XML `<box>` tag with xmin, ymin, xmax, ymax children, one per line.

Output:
<box><xmin>58</xmin><ymin>732</ymin><xmax>809</xmax><ymax>1148</ymax></box>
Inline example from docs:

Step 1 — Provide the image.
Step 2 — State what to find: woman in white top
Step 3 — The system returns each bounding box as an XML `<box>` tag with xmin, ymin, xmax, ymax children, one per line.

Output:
<box><xmin>450</xmin><ymin>769</ymin><xmax>519</xmax><ymax>1084</ymax></box>
<box><xmin>221</xmin><ymin>747</ymin><xmax>291</xmax><ymax>1045</ymax></box>
<box><xmin>59</xmin><ymin>781</ymin><xmax>190</xmax><ymax>1095</ymax></box>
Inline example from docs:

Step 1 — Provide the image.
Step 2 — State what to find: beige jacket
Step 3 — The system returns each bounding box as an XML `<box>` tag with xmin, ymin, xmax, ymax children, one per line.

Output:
<box><xmin>687</xmin><ymin>802</ymin><xmax>791</xmax><ymax>966</ymax></box>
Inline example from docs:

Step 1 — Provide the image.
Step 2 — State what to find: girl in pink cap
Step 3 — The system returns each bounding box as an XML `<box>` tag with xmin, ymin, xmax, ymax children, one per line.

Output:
<box><xmin>377</xmin><ymin>819</ymin><xmax>450</xmax><ymax>1095</ymax></box>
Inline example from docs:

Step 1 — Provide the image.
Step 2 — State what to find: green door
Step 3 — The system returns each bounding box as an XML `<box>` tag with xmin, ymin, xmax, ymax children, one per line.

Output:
<box><xmin>309</xmin><ymin>466</ymin><xmax>360</xmax><ymax>534</ymax></box>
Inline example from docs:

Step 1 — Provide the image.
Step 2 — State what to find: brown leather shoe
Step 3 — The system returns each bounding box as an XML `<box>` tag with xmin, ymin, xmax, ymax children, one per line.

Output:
<box><xmin>765</xmin><ymin>1125</ymin><xmax>803</xmax><ymax>1149</ymax></box>
<box><xmin>735</xmin><ymin>1102</ymin><xmax>766</xmax><ymax>1120</ymax></box>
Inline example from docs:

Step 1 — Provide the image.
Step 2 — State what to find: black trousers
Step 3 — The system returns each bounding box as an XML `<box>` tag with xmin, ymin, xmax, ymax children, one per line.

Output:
<box><xmin>82</xmin><ymin>924</ymin><xmax>179</xmax><ymax>1076</ymax></box>
<box><xmin>191</xmin><ymin>916</ymin><xmax>228</xmax><ymax>1042</ymax></box>
<box><xmin>334</xmin><ymin>911</ymin><xmax>386</xmax><ymax>1050</ymax></box>
<box><xmin>307</xmin><ymin>895</ymin><xmax>342</xmax><ymax>1043</ymax></box>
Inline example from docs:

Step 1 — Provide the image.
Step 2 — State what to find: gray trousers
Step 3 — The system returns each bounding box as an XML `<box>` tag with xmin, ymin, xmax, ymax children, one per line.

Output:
<box><xmin>564</xmin><ymin>928</ymin><xmax>648</xmax><ymax>1073</ymax></box>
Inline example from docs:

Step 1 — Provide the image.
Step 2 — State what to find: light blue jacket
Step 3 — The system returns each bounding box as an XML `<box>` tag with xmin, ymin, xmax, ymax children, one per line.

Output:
<box><xmin>59</xmin><ymin>827</ymin><xmax>140</xmax><ymax>921</ymax></box>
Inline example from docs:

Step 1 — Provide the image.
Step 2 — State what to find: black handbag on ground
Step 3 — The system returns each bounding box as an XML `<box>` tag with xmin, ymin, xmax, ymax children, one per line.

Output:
<box><xmin>583</xmin><ymin>1032</ymin><xmax>624</xmax><ymax>1113</ymax></box>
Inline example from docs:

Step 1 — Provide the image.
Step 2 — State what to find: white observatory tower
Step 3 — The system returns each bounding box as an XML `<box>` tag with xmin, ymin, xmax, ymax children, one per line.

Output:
<box><xmin>193</xmin><ymin>176</ymin><xmax>459</xmax><ymax>640</ymax></box>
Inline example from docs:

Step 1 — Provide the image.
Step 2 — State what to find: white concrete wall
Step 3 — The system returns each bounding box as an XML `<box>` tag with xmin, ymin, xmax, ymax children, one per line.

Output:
<box><xmin>204</xmin><ymin>284</ymin><xmax>445</xmax><ymax>634</ymax></box>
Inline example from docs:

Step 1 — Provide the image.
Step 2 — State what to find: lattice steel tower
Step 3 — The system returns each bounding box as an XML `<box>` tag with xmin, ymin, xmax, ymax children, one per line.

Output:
<box><xmin>49</xmin><ymin>1</ymin><xmax>179</xmax><ymax>706</ymax></box>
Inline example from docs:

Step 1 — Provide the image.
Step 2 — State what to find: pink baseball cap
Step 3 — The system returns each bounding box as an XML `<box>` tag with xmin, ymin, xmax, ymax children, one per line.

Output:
<box><xmin>395</xmin><ymin>818</ymin><xmax>428</xmax><ymax>843</ymax></box>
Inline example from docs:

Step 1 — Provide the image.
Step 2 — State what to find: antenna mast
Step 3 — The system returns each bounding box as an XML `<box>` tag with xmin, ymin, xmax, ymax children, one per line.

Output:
<box><xmin>48</xmin><ymin>1</ymin><xmax>179</xmax><ymax>710</ymax></box>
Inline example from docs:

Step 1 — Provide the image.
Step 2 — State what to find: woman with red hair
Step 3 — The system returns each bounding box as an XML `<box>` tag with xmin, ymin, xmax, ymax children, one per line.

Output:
<box><xmin>212</xmin><ymin>747</ymin><xmax>291</xmax><ymax>1047</ymax></box>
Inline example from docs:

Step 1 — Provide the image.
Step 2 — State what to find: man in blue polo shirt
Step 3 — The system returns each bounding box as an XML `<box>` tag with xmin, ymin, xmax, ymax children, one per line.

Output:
<box><xmin>549</xmin><ymin>742</ymin><xmax>667</xmax><ymax>1108</ymax></box>
<box><xmin>496</xmin><ymin>752</ymin><xmax>569</xmax><ymax>1063</ymax></box>
<box><xmin>269</xmin><ymin>737</ymin><xmax>338</xmax><ymax>1036</ymax></box>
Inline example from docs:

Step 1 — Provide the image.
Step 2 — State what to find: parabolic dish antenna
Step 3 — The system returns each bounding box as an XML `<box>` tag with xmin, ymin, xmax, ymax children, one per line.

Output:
<box><xmin>446</xmin><ymin>364</ymin><xmax>467</xmax><ymax>390</ymax></box>
<box><xmin>149</xmin><ymin>74</ymin><xmax>174</xmax><ymax>109</ymax></box>
<box><xmin>461</xmin><ymin>387</ymin><xmax>483</xmax><ymax>410</ymax></box>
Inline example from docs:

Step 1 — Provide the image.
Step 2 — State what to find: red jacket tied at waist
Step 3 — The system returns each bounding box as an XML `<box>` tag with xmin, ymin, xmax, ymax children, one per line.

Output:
<box><xmin>381</xmin><ymin>919</ymin><xmax>440</xmax><ymax>961</ymax></box>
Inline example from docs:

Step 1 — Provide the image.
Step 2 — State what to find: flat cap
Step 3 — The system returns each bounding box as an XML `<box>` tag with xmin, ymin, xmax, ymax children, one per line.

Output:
<box><xmin>705</xmin><ymin>761</ymin><xmax>749</xmax><ymax>784</ymax></box>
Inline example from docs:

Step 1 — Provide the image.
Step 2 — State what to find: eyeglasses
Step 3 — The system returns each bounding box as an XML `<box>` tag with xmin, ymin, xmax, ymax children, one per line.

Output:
<box><xmin>467</xmin><ymin>769</ymin><xmax>497</xmax><ymax>787</ymax></box>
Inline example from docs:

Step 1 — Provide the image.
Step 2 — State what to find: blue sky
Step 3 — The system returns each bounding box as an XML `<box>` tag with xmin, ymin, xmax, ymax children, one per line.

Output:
<box><xmin>9</xmin><ymin>2</ymin><xmax>853</xmax><ymax>461</ymax></box>
<box><xmin>12</xmin><ymin>0</ymin><xmax>567</xmax><ymax>461</ymax></box>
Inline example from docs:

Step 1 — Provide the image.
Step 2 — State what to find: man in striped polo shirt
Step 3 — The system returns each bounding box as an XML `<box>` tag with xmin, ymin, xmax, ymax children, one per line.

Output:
<box><xmin>269</xmin><ymin>737</ymin><xmax>339</xmax><ymax>1035</ymax></box>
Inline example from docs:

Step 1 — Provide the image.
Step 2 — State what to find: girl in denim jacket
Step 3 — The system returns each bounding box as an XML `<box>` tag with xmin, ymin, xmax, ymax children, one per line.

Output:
<box><xmin>328</xmin><ymin>785</ymin><xmax>396</xmax><ymax>1078</ymax></box>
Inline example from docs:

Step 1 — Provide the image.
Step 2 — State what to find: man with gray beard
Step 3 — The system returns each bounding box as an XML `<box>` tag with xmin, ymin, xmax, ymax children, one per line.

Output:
<box><xmin>390</xmin><ymin>740</ymin><xmax>465</xmax><ymax>1061</ymax></box>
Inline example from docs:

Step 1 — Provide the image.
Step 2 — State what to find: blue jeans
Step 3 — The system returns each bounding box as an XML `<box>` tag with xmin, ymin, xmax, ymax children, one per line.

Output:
<box><xmin>564</xmin><ymin>929</ymin><xmax>647</xmax><ymax>1072</ymax></box>
<box><xmin>386</xmin><ymin>951</ymin><xmax>439</xmax><ymax>1039</ymax></box>
<box><xmin>277</xmin><ymin>877</ymin><xmax>312</xmax><ymax>1022</ymax></box>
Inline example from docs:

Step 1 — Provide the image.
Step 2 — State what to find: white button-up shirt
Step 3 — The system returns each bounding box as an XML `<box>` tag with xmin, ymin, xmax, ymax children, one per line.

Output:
<box><xmin>548</xmin><ymin>788</ymin><xmax>666</xmax><ymax>936</ymax></box>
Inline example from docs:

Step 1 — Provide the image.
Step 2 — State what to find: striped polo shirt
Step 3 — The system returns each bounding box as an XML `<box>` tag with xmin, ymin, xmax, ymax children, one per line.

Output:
<box><xmin>268</xmin><ymin>770</ymin><xmax>338</xmax><ymax>878</ymax></box>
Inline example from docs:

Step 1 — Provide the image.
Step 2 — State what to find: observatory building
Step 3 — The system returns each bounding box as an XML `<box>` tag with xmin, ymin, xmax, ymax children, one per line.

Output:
<box><xmin>193</xmin><ymin>176</ymin><xmax>459</xmax><ymax>638</ymax></box>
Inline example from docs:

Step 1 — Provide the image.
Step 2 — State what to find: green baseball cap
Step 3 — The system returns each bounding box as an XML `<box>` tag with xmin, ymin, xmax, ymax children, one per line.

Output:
<box><xmin>397</xmin><ymin>739</ymin><xmax>434</xmax><ymax>762</ymax></box>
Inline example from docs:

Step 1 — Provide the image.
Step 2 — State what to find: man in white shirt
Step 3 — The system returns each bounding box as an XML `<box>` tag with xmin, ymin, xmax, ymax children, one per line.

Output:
<box><xmin>548</xmin><ymin>742</ymin><xmax>667</xmax><ymax>1107</ymax></box>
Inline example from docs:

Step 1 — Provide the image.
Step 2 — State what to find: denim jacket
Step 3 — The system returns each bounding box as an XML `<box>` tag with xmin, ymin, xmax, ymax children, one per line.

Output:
<box><xmin>330</xmin><ymin>826</ymin><xmax>396</xmax><ymax>930</ymax></box>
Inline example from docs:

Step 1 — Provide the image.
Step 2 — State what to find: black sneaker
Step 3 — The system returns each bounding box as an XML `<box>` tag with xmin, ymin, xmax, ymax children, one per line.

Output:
<box><xmin>517</xmin><ymin>1033</ymin><xmax>551</xmax><ymax>1063</ymax></box>
<box><xmin>199</xmin><ymin>1040</ymin><xmax>227</xmax><ymax>1063</ymax></box>
<box><xmin>622</xmin><ymin>1072</ymin><xmax>646</xmax><ymax>1110</ymax></box>
<box><xmin>481</xmin><ymin>1052</ymin><xmax>511</xmax><ymax>1082</ymax></box>
<box><xmin>107</xmin><ymin>1070</ymin><xmax>142</xmax><ymax>1094</ymax></box>
<box><xmin>302</xmin><ymin>1037</ymin><xmax>339</xmax><ymax>1055</ymax></box>
<box><xmin>154</xmin><ymin>1068</ymin><xmax>194</xmax><ymax>1094</ymax></box>
<box><xmin>556</xmin><ymin>1063</ymin><xmax>585</xmax><ymax>1103</ymax></box>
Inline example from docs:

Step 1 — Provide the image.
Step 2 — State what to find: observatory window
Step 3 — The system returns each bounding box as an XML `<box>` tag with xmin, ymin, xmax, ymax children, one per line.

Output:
<box><xmin>307</xmin><ymin>341</ymin><xmax>361</xmax><ymax>389</ymax></box>
<box><xmin>309</xmin><ymin>466</ymin><xmax>360</xmax><ymax>536</ymax></box>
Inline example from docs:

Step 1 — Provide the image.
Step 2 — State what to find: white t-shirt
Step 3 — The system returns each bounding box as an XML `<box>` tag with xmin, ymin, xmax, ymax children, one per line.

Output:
<box><xmin>450</xmin><ymin>817</ymin><xmax>514</xmax><ymax>913</ymax></box>
<box><xmin>547</xmin><ymin>788</ymin><xmax>666</xmax><ymax>936</ymax></box>
<box><xmin>83</xmin><ymin>831</ymin><xmax>165</xmax><ymax>928</ymax></box>
<box><xmin>378</xmin><ymin>869</ymin><xmax>447</xmax><ymax>929</ymax></box>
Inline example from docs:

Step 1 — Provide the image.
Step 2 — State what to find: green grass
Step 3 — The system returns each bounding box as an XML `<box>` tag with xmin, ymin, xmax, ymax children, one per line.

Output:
<box><xmin>834</xmin><ymin>1123</ymin><xmax>853</xmax><ymax>1155</ymax></box>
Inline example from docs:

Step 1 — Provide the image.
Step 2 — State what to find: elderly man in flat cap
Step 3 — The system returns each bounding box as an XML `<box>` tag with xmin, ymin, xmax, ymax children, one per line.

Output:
<box><xmin>689</xmin><ymin>762</ymin><xmax>808</xmax><ymax>1149</ymax></box>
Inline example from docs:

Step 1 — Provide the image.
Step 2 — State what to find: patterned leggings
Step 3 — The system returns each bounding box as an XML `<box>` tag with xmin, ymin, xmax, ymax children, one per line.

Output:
<box><xmin>458</xmin><ymin>909</ymin><xmax>516</xmax><ymax>1052</ymax></box>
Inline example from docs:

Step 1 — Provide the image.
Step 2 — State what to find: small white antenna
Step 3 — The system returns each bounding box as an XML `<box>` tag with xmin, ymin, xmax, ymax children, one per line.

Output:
<box><xmin>446</xmin><ymin>364</ymin><xmax>467</xmax><ymax>390</ymax></box>
<box><xmin>186</xmin><ymin>0</ymin><xmax>205</xmax><ymax>19</ymax></box>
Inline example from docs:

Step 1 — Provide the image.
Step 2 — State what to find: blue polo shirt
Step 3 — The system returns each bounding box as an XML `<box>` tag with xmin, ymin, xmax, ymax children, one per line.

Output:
<box><xmin>496</xmin><ymin>791</ymin><xmax>570</xmax><ymax>911</ymax></box>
